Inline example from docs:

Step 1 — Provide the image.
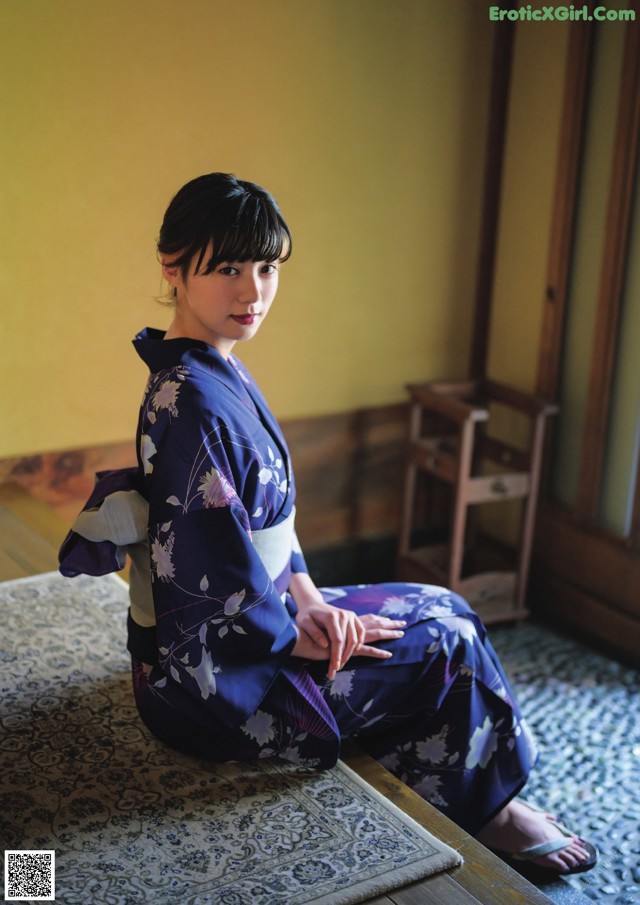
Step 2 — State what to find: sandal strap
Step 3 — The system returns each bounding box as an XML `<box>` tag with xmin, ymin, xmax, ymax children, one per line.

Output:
<box><xmin>510</xmin><ymin>835</ymin><xmax>575</xmax><ymax>861</ymax></box>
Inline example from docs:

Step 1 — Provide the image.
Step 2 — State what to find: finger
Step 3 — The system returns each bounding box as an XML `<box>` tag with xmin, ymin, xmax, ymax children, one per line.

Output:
<box><xmin>329</xmin><ymin>613</ymin><xmax>363</xmax><ymax>677</ymax></box>
<box><xmin>362</xmin><ymin>615</ymin><xmax>407</xmax><ymax>629</ymax></box>
<box><xmin>302</xmin><ymin>620</ymin><xmax>330</xmax><ymax>648</ymax></box>
<box><xmin>308</xmin><ymin>609</ymin><xmax>345</xmax><ymax>652</ymax></box>
<box><xmin>340</xmin><ymin>616</ymin><xmax>362</xmax><ymax>667</ymax></box>
<box><xmin>327</xmin><ymin>642</ymin><xmax>342</xmax><ymax>680</ymax></box>
<box><xmin>325</xmin><ymin>626</ymin><xmax>345</xmax><ymax>680</ymax></box>
<box><xmin>363</xmin><ymin>628</ymin><xmax>405</xmax><ymax>643</ymax></box>
<box><xmin>355</xmin><ymin>645</ymin><xmax>393</xmax><ymax>660</ymax></box>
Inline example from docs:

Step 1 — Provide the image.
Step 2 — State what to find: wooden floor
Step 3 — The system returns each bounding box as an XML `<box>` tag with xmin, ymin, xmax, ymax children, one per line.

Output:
<box><xmin>0</xmin><ymin>482</ymin><xmax>553</xmax><ymax>905</ymax></box>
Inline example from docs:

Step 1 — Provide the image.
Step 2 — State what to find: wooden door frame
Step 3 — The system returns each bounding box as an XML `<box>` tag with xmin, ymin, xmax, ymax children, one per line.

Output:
<box><xmin>531</xmin><ymin>17</ymin><xmax>640</xmax><ymax>660</ymax></box>
<box><xmin>468</xmin><ymin>18</ymin><xmax>515</xmax><ymax>379</ymax></box>
<box><xmin>575</xmin><ymin>23</ymin><xmax>640</xmax><ymax>527</ymax></box>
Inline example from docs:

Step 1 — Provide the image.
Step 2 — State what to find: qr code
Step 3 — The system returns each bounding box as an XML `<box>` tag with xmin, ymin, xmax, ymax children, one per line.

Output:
<box><xmin>4</xmin><ymin>850</ymin><xmax>55</xmax><ymax>901</ymax></box>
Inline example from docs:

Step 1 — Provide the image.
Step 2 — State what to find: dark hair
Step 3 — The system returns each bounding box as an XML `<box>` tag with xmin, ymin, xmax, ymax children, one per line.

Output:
<box><xmin>157</xmin><ymin>173</ymin><xmax>292</xmax><ymax>278</ymax></box>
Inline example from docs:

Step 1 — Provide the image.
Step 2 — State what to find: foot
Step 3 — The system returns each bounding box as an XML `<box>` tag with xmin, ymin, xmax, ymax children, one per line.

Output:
<box><xmin>476</xmin><ymin>799</ymin><xmax>595</xmax><ymax>874</ymax></box>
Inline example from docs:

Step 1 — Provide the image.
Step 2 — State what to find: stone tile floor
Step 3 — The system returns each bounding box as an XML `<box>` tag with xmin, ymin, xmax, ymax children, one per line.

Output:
<box><xmin>490</xmin><ymin>620</ymin><xmax>640</xmax><ymax>905</ymax></box>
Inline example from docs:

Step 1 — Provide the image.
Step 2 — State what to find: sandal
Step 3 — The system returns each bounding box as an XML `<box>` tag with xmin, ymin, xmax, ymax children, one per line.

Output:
<box><xmin>490</xmin><ymin>800</ymin><xmax>598</xmax><ymax>877</ymax></box>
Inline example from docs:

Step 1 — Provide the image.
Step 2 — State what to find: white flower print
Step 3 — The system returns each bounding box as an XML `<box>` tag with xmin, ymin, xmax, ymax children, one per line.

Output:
<box><xmin>198</xmin><ymin>468</ymin><xmax>236</xmax><ymax>508</ymax></box>
<box><xmin>320</xmin><ymin>588</ymin><xmax>347</xmax><ymax>603</ymax></box>
<box><xmin>185</xmin><ymin>646</ymin><xmax>221</xmax><ymax>699</ymax></box>
<box><xmin>377</xmin><ymin>752</ymin><xmax>401</xmax><ymax>771</ymax></box>
<box><xmin>380</xmin><ymin>596</ymin><xmax>415</xmax><ymax>617</ymax></box>
<box><xmin>255</xmin><ymin>446</ymin><xmax>286</xmax><ymax>495</ymax></box>
<box><xmin>242</xmin><ymin>710</ymin><xmax>276</xmax><ymax>746</ymax></box>
<box><xmin>412</xmin><ymin>774</ymin><xmax>448</xmax><ymax>808</ymax></box>
<box><xmin>329</xmin><ymin>670</ymin><xmax>354</xmax><ymax>699</ymax></box>
<box><xmin>416</xmin><ymin>726</ymin><xmax>449</xmax><ymax>765</ymax></box>
<box><xmin>465</xmin><ymin>715</ymin><xmax>499</xmax><ymax>769</ymax></box>
<box><xmin>140</xmin><ymin>434</ymin><xmax>157</xmax><ymax>475</ymax></box>
<box><xmin>280</xmin><ymin>747</ymin><xmax>322</xmax><ymax>769</ymax></box>
<box><xmin>151</xmin><ymin>532</ymin><xmax>175</xmax><ymax>581</ymax></box>
<box><xmin>416</xmin><ymin>585</ymin><xmax>455</xmax><ymax>598</ymax></box>
<box><xmin>281</xmin><ymin>745</ymin><xmax>303</xmax><ymax>764</ymax></box>
<box><xmin>423</xmin><ymin>603</ymin><xmax>454</xmax><ymax>618</ymax></box>
<box><xmin>437</xmin><ymin>615</ymin><xmax>477</xmax><ymax>643</ymax></box>
<box><xmin>152</xmin><ymin>379</ymin><xmax>181</xmax><ymax>415</ymax></box>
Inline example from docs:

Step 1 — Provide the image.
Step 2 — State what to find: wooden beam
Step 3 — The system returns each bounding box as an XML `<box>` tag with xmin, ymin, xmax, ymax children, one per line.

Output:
<box><xmin>468</xmin><ymin>18</ymin><xmax>515</xmax><ymax>379</ymax></box>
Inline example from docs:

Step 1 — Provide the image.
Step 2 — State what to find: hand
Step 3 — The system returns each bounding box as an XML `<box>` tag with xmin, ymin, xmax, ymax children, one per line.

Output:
<box><xmin>358</xmin><ymin>613</ymin><xmax>408</xmax><ymax>644</ymax></box>
<box><xmin>289</xmin><ymin>574</ymin><xmax>406</xmax><ymax>679</ymax></box>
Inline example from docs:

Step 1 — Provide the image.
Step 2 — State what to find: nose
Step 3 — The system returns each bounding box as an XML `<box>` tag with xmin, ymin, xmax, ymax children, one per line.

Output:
<box><xmin>238</xmin><ymin>270</ymin><xmax>262</xmax><ymax>306</ymax></box>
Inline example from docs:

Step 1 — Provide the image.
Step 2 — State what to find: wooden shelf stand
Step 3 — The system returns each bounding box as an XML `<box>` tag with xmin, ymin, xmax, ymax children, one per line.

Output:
<box><xmin>397</xmin><ymin>379</ymin><xmax>558</xmax><ymax>624</ymax></box>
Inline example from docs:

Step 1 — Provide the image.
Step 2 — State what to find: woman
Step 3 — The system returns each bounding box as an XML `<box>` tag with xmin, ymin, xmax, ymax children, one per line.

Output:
<box><xmin>60</xmin><ymin>172</ymin><xmax>596</xmax><ymax>877</ymax></box>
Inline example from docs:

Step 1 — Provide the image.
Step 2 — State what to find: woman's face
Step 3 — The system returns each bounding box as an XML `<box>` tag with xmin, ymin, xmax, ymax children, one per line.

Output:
<box><xmin>162</xmin><ymin>250</ymin><xmax>281</xmax><ymax>357</ymax></box>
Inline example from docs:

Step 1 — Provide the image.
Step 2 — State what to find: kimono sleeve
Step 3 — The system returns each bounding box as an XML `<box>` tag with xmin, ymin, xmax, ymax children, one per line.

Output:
<box><xmin>145</xmin><ymin>416</ymin><xmax>298</xmax><ymax>729</ymax></box>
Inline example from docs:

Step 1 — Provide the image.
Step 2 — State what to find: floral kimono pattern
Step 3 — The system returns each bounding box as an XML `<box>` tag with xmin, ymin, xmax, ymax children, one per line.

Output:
<box><xmin>59</xmin><ymin>328</ymin><xmax>538</xmax><ymax>835</ymax></box>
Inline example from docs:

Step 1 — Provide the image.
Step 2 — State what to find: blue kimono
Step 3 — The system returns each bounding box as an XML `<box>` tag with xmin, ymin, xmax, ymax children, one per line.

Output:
<box><xmin>59</xmin><ymin>328</ymin><xmax>537</xmax><ymax>834</ymax></box>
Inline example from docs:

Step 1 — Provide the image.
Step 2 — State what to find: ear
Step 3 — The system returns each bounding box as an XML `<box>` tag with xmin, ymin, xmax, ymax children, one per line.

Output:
<box><xmin>161</xmin><ymin>258</ymin><xmax>180</xmax><ymax>287</ymax></box>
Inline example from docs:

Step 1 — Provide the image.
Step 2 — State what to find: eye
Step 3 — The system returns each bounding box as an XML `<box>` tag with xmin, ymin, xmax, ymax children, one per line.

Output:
<box><xmin>260</xmin><ymin>263</ymin><xmax>279</xmax><ymax>275</ymax></box>
<box><xmin>217</xmin><ymin>265</ymin><xmax>239</xmax><ymax>276</ymax></box>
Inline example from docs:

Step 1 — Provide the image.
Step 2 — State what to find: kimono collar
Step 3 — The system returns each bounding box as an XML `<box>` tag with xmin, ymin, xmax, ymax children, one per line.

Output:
<box><xmin>135</xmin><ymin>327</ymin><xmax>230</xmax><ymax>375</ymax></box>
<box><xmin>133</xmin><ymin>327</ymin><xmax>253</xmax><ymax>401</ymax></box>
<box><xmin>132</xmin><ymin>328</ymin><xmax>288</xmax><ymax>454</ymax></box>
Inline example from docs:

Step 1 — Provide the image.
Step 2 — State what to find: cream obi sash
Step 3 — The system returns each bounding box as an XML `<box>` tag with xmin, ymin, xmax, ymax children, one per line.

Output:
<box><xmin>69</xmin><ymin>492</ymin><xmax>295</xmax><ymax>628</ymax></box>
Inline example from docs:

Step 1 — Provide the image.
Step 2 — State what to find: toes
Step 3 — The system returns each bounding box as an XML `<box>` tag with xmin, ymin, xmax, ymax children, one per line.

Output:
<box><xmin>558</xmin><ymin>842</ymin><xmax>591</xmax><ymax>870</ymax></box>
<box><xmin>532</xmin><ymin>837</ymin><xmax>592</xmax><ymax>872</ymax></box>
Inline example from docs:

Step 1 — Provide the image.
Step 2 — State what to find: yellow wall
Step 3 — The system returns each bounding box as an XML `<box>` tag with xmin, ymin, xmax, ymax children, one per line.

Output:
<box><xmin>0</xmin><ymin>0</ymin><xmax>492</xmax><ymax>458</ymax></box>
<box><xmin>488</xmin><ymin>20</ymin><xmax>569</xmax><ymax>391</ymax></box>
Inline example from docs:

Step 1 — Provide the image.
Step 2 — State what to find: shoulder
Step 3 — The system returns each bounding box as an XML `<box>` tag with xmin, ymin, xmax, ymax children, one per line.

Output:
<box><xmin>227</xmin><ymin>354</ymin><xmax>258</xmax><ymax>389</ymax></box>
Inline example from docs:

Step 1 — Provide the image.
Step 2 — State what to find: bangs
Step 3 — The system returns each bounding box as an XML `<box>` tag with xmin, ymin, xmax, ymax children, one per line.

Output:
<box><xmin>157</xmin><ymin>174</ymin><xmax>292</xmax><ymax>279</ymax></box>
<box><xmin>195</xmin><ymin>194</ymin><xmax>291</xmax><ymax>275</ymax></box>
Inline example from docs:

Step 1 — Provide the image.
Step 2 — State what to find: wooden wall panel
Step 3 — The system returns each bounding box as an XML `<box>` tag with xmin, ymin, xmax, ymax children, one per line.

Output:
<box><xmin>535</xmin><ymin>502</ymin><xmax>640</xmax><ymax>620</ymax></box>
<box><xmin>284</xmin><ymin>404</ymin><xmax>407</xmax><ymax>550</ymax></box>
<box><xmin>0</xmin><ymin>442</ymin><xmax>137</xmax><ymax>526</ymax></box>
<box><xmin>531</xmin><ymin>568</ymin><xmax>640</xmax><ymax>666</ymax></box>
<box><xmin>0</xmin><ymin>403</ymin><xmax>409</xmax><ymax>552</ymax></box>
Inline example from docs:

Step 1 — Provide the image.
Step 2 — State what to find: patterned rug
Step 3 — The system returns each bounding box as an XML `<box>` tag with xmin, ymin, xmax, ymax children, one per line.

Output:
<box><xmin>0</xmin><ymin>572</ymin><xmax>462</xmax><ymax>905</ymax></box>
